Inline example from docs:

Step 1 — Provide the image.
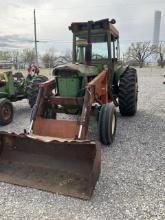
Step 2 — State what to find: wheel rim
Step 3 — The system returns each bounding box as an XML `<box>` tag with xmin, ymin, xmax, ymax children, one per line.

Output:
<box><xmin>2</xmin><ymin>104</ymin><xmax>12</xmax><ymax>121</ymax></box>
<box><xmin>111</xmin><ymin>113</ymin><xmax>116</xmax><ymax>135</ymax></box>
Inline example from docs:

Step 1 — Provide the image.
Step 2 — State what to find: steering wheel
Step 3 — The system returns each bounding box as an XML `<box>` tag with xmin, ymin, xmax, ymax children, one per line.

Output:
<box><xmin>92</xmin><ymin>54</ymin><xmax>104</xmax><ymax>60</ymax></box>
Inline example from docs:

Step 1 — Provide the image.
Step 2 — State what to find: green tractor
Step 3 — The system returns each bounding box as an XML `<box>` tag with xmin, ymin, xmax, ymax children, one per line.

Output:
<box><xmin>52</xmin><ymin>18</ymin><xmax>138</xmax><ymax>140</ymax></box>
<box><xmin>0</xmin><ymin>71</ymin><xmax>48</xmax><ymax>125</ymax></box>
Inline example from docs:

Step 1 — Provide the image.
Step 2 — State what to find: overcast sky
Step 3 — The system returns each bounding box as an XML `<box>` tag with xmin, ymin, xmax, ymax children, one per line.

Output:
<box><xmin>0</xmin><ymin>0</ymin><xmax>164</xmax><ymax>55</ymax></box>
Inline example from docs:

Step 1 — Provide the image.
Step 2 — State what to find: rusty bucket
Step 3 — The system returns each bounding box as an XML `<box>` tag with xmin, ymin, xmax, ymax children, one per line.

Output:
<box><xmin>0</xmin><ymin>132</ymin><xmax>100</xmax><ymax>200</ymax></box>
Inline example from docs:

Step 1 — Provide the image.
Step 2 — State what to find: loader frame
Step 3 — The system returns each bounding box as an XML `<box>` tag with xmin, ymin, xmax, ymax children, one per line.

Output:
<box><xmin>31</xmin><ymin>69</ymin><xmax>109</xmax><ymax>141</ymax></box>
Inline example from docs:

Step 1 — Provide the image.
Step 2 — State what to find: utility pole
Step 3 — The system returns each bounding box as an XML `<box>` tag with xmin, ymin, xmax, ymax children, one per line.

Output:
<box><xmin>34</xmin><ymin>9</ymin><xmax>38</xmax><ymax>65</ymax></box>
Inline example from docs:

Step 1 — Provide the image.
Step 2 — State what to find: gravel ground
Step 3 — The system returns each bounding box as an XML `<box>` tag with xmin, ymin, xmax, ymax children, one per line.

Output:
<box><xmin>0</xmin><ymin>68</ymin><xmax>165</xmax><ymax>220</ymax></box>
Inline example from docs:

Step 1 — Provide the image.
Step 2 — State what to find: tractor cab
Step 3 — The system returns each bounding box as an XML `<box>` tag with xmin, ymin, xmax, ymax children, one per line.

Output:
<box><xmin>53</xmin><ymin>19</ymin><xmax>120</xmax><ymax>98</ymax></box>
<box><xmin>69</xmin><ymin>18</ymin><xmax>120</xmax><ymax>71</ymax></box>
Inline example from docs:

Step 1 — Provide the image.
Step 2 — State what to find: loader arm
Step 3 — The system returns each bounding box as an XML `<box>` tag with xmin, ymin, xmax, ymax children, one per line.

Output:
<box><xmin>32</xmin><ymin>70</ymin><xmax>109</xmax><ymax>140</ymax></box>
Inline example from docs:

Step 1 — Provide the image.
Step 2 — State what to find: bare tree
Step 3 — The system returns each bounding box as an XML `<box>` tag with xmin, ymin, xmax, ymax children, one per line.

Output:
<box><xmin>41</xmin><ymin>48</ymin><xmax>57</xmax><ymax>68</ymax></box>
<box><xmin>126</xmin><ymin>42</ymin><xmax>156</xmax><ymax>68</ymax></box>
<box><xmin>64</xmin><ymin>49</ymin><xmax>72</xmax><ymax>61</ymax></box>
<box><xmin>10</xmin><ymin>50</ymin><xmax>20</xmax><ymax>69</ymax></box>
<box><xmin>20</xmin><ymin>48</ymin><xmax>36</xmax><ymax>66</ymax></box>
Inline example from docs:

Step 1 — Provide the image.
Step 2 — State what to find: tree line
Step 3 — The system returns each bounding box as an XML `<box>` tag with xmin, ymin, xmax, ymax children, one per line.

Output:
<box><xmin>0</xmin><ymin>48</ymin><xmax>72</xmax><ymax>68</ymax></box>
<box><xmin>0</xmin><ymin>42</ymin><xmax>164</xmax><ymax>69</ymax></box>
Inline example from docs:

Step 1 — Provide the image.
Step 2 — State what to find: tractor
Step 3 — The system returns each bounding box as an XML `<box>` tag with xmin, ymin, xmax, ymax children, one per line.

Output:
<box><xmin>0</xmin><ymin>19</ymin><xmax>138</xmax><ymax>200</ymax></box>
<box><xmin>0</xmin><ymin>70</ymin><xmax>48</xmax><ymax>125</ymax></box>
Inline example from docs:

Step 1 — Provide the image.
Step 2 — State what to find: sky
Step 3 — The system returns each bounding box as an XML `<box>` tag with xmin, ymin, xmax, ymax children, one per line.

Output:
<box><xmin>0</xmin><ymin>0</ymin><xmax>164</xmax><ymax>56</ymax></box>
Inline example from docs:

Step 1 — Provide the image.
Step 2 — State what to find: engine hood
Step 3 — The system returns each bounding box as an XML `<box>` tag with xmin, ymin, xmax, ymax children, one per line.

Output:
<box><xmin>53</xmin><ymin>63</ymin><xmax>99</xmax><ymax>77</ymax></box>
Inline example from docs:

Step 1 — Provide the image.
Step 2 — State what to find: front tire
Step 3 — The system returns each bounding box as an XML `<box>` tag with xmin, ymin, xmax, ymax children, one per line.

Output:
<box><xmin>98</xmin><ymin>103</ymin><xmax>117</xmax><ymax>145</ymax></box>
<box><xmin>0</xmin><ymin>99</ymin><xmax>13</xmax><ymax>126</ymax></box>
<box><xmin>118</xmin><ymin>68</ymin><xmax>138</xmax><ymax>116</ymax></box>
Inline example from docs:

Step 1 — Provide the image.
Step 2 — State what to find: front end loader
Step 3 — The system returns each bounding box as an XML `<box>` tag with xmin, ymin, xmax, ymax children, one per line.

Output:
<box><xmin>0</xmin><ymin>19</ymin><xmax>138</xmax><ymax>199</ymax></box>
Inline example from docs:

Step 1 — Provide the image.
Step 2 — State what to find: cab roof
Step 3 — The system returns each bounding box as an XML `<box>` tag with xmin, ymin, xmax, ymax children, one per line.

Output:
<box><xmin>69</xmin><ymin>18</ymin><xmax>119</xmax><ymax>42</ymax></box>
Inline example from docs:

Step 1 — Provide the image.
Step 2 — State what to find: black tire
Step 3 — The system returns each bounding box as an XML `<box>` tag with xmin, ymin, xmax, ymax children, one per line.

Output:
<box><xmin>27</xmin><ymin>75</ymin><xmax>48</xmax><ymax>108</ymax></box>
<box><xmin>118</xmin><ymin>68</ymin><xmax>138</xmax><ymax>116</ymax></box>
<box><xmin>98</xmin><ymin>103</ymin><xmax>117</xmax><ymax>145</ymax></box>
<box><xmin>0</xmin><ymin>99</ymin><xmax>13</xmax><ymax>126</ymax></box>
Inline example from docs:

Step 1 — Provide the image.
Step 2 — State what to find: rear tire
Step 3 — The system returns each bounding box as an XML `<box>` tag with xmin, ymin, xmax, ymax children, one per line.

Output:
<box><xmin>98</xmin><ymin>103</ymin><xmax>117</xmax><ymax>145</ymax></box>
<box><xmin>0</xmin><ymin>99</ymin><xmax>13</xmax><ymax>126</ymax></box>
<box><xmin>27</xmin><ymin>75</ymin><xmax>48</xmax><ymax>108</ymax></box>
<box><xmin>118</xmin><ymin>68</ymin><xmax>138</xmax><ymax>116</ymax></box>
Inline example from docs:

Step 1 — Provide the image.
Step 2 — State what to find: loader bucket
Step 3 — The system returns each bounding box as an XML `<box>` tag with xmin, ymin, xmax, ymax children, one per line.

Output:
<box><xmin>0</xmin><ymin>132</ymin><xmax>100</xmax><ymax>200</ymax></box>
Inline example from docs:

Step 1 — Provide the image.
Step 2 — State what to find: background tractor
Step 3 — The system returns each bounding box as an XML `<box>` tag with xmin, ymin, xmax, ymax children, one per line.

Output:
<box><xmin>0</xmin><ymin>18</ymin><xmax>138</xmax><ymax>200</ymax></box>
<box><xmin>0</xmin><ymin>69</ymin><xmax>48</xmax><ymax>125</ymax></box>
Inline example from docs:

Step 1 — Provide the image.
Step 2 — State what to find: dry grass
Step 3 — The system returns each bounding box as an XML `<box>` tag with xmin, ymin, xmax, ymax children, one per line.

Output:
<box><xmin>0</xmin><ymin>68</ymin><xmax>53</xmax><ymax>78</ymax></box>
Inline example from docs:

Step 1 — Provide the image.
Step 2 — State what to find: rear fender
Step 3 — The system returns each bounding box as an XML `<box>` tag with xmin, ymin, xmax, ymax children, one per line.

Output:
<box><xmin>114</xmin><ymin>64</ymin><xmax>129</xmax><ymax>83</ymax></box>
